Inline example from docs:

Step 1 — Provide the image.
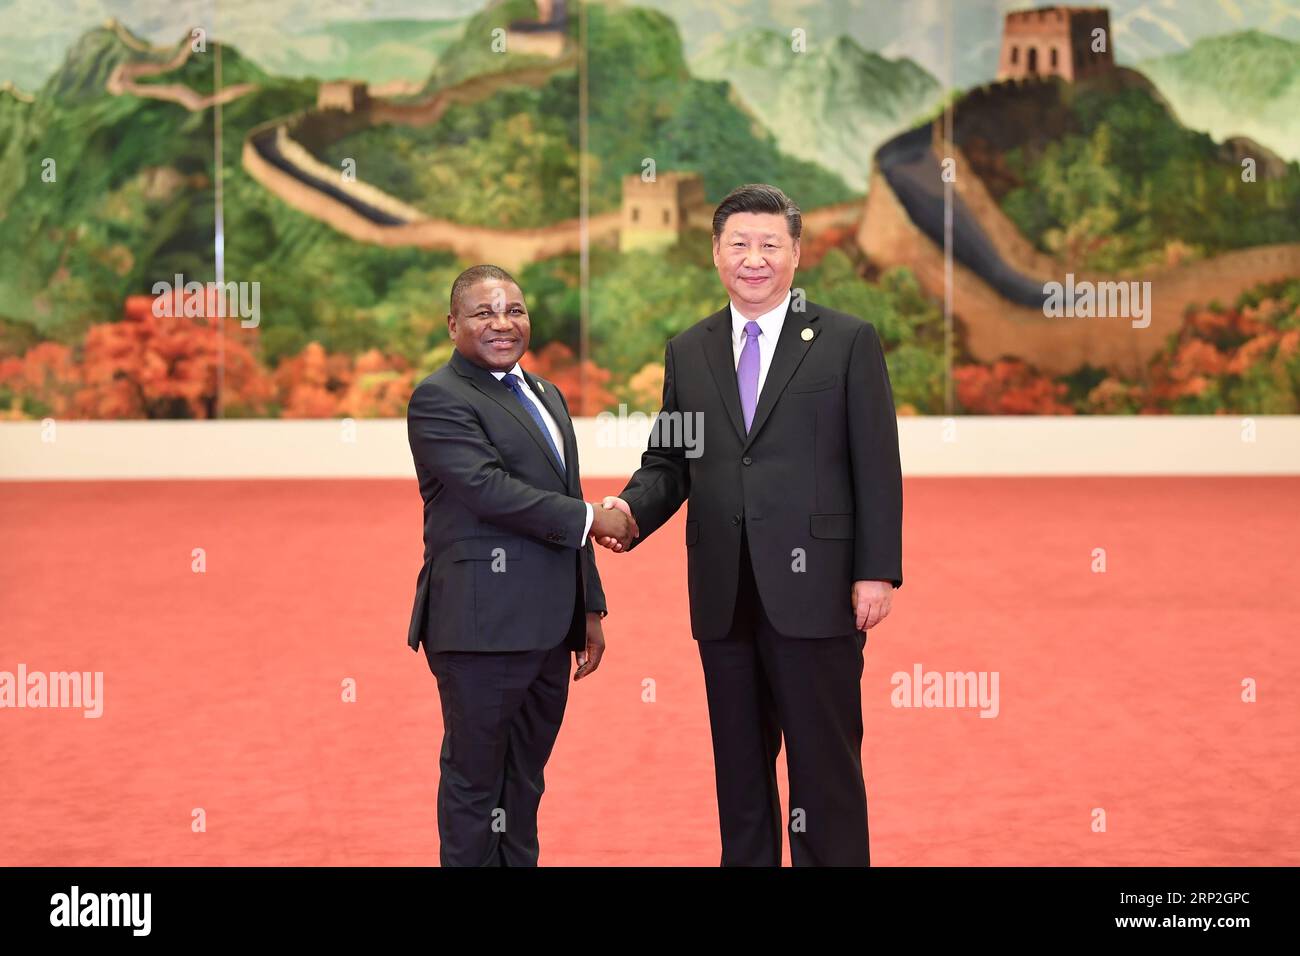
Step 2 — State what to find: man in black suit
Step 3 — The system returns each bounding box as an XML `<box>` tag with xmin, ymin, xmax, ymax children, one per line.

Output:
<box><xmin>406</xmin><ymin>264</ymin><xmax>637</xmax><ymax>866</ymax></box>
<box><xmin>596</xmin><ymin>184</ymin><xmax>903</xmax><ymax>866</ymax></box>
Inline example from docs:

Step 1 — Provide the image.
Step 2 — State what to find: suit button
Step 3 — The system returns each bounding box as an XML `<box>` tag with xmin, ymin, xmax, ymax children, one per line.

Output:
<box><xmin>732</xmin><ymin>514</ymin><xmax>741</xmax><ymax>525</ymax></box>
<box><xmin>742</xmin><ymin>456</ymin><xmax>753</xmax><ymax>466</ymax></box>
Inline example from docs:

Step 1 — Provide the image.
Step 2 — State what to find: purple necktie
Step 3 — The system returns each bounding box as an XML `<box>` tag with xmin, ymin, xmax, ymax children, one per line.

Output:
<box><xmin>737</xmin><ymin>320</ymin><xmax>761</xmax><ymax>432</ymax></box>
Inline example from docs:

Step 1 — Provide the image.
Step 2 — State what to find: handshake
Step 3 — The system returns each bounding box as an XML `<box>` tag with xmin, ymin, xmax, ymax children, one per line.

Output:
<box><xmin>587</xmin><ymin>496</ymin><xmax>637</xmax><ymax>552</ymax></box>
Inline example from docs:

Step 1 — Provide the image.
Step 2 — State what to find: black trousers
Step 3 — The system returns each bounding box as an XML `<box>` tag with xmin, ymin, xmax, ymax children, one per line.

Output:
<box><xmin>696</xmin><ymin>527</ymin><xmax>870</xmax><ymax>866</ymax></box>
<box><xmin>425</xmin><ymin>638</ymin><xmax>570</xmax><ymax>866</ymax></box>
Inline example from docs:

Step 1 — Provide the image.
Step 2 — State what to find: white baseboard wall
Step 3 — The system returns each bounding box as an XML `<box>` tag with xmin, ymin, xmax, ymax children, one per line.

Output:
<box><xmin>0</xmin><ymin>416</ymin><xmax>1297</xmax><ymax>480</ymax></box>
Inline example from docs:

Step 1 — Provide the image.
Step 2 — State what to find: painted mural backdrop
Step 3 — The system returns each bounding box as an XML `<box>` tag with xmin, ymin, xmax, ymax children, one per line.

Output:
<box><xmin>1</xmin><ymin>0</ymin><xmax>1298</xmax><ymax>418</ymax></box>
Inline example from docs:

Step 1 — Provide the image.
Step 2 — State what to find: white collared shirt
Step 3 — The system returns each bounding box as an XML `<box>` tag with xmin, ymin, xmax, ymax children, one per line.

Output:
<box><xmin>729</xmin><ymin>288</ymin><xmax>791</xmax><ymax>399</ymax></box>
<box><xmin>492</xmin><ymin>362</ymin><xmax>593</xmax><ymax>540</ymax></box>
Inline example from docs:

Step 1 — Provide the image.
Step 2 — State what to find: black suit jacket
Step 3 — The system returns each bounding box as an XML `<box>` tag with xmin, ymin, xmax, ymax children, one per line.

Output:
<box><xmin>619</xmin><ymin>298</ymin><xmax>902</xmax><ymax>640</ymax></box>
<box><xmin>406</xmin><ymin>349</ymin><xmax>606</xmax><ymax>654</ymax></box>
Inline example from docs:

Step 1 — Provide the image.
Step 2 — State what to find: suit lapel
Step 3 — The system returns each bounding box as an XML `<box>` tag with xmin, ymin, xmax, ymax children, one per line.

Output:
<box><xmin>744</xmin><ymin>301</ymin><xmax>820</xmax><ymax>450</ymax></box>
<box><xmin>702</xmin><ymin>305</ymin><xmax>747</xmax><ymax>444</ymax></box>
<box><xmin>451</xmin><ymin>351</ymin><xmax>566</xmax><ymax>483</ymax></box>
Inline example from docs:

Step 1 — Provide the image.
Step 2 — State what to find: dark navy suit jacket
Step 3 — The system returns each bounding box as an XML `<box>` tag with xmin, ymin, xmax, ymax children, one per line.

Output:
<box><xmin>406</xmin><ymin>349</ymin><xmax>606</xmax><ymax>654</ymax></box>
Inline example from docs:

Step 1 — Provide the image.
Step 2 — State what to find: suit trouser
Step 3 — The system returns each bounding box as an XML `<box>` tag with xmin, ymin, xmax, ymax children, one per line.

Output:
<box><xmin>425</xmin><ymin>638</ymin><xmax>570</xmax><ymax>866</ymax></box>
<box><xmin>696</xmin><ymin>527</ymin><xmax>870</xmax><ymax>866</ymax></box>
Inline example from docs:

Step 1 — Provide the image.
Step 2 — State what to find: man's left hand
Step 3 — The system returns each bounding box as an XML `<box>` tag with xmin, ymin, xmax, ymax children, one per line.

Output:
<box><xmin>852</xmin><ymin>580</ymin><xmax>894</xmax><ymax>632</ymax></box>
<box><xmin>575</xmin><ymin>612</ymin><xmax>606</xmax><ymax>681</ymax></box>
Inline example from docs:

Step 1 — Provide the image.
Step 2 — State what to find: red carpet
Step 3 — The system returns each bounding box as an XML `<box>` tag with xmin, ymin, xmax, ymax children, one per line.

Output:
<box><xmin>1</xmin><ymin>476</ymin><xmax>1297</xmax><ymax>865</ymax></box>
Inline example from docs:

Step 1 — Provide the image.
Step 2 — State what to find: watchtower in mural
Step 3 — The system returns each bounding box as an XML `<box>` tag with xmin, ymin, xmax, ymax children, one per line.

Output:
<box><xmin>317</xmin><ymin>80</ymin><xmax>369</xmax><ymax>113</ymax></box>
<box><xmin>620</xmin><ymin>172</ymin><xmax>707</xmax><ymax>252</ymax></box>
<box><xmin>507</xmin><ymin>0</ymin><xmax>569</xmax><ymax>58</ymax></box>
<box><xmin>996</xmin><ymin>6</ymin><xmax>1114</xmax><ymax>82</ymax></box>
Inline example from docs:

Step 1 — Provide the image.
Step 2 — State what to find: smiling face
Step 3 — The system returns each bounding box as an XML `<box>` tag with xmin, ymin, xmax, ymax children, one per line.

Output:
<box><xmin>448</xmin><ymin>278</ymin><xmax>530</xmax><ymax>372</ymax></box>
<box><xmin>712</xmin><ymin>211</ymin><xmax>800</xmax><ymax>318</ymax></box>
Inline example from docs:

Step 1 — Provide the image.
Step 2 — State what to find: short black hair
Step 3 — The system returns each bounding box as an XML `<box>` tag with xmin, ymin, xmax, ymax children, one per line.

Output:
<box><xmin>449</xmin><ymin>264</ymin><xmax>520</xmax><ymax>315</ymax></box>
<box><xmin>711</xmin><ymin>183</ymin><xmax>802</xmax><ymax>241</ymax></box>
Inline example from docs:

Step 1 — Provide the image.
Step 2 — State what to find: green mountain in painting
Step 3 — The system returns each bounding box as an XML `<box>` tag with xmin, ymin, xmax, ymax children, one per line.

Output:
<box><xmin>254</xmin><ymin>18</ymin><xmax>466</xmax><ymax>87</ymax></box>
<box><xmin>0</xmin><ymin>21</ymin><xmax>318</xmax><ymax>353</ymax></box>
<box><xmin>694</xmin><ymin>28</ymin><xmax>943</xmax><ymax>191</ymax></box>
<box><xmin>1139</xmin><ymin>30</ymin><xmax>1300</xmax><ymax>162</ymax></box>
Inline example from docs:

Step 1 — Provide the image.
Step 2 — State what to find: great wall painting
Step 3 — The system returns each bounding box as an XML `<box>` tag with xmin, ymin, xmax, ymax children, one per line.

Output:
<box><xmin>1</xmin><ymin>0</ymin><xmax>1298</xmax><ymax>418</ymax></box>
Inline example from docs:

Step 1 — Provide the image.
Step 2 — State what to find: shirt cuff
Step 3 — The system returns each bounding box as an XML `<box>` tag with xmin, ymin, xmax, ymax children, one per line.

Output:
<box><xmin>581</xmin><ymin>501</ymin><xmax>594</xmax><ymax>542</ymax></box>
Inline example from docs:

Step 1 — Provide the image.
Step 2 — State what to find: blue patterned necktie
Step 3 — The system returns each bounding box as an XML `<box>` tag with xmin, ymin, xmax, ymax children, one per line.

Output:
<box><xmin>502</xmin><ymin>373</ymin><xmax>564</xmax><ymax>471</ymax></box>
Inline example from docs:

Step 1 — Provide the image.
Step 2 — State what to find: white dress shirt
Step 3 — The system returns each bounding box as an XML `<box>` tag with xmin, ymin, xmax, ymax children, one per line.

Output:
<box><xmin>492</xmin><ymin>363</ymin><xmax>594</xmax><ymax>541</ymax></box>
<box><xmin>729</xmin><ymin>288</ymin><xmax>792</xmax><ymax>399</ymax></box>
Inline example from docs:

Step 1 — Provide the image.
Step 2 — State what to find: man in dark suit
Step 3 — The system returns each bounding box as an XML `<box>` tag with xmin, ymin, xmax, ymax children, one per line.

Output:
<box><xmin>596</xmin><ymin>184</ymin><xmax>903</xmax><ymax>866</ymax></box>
<box><xmin>406</xmin><ymin>264</ymin><xmax>637</xmax><ymax>866</ymax></box>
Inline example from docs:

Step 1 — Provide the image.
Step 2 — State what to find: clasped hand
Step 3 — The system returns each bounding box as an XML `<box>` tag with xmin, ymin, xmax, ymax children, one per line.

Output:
<box><xmin>589</xmin><ymin>496</ymin><xmax>637</xmax><ymax>550</ymax></box>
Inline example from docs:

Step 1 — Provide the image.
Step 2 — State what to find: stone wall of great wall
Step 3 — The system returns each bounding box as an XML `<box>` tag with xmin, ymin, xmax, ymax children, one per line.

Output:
<box><xmin>802</xmin><ymin>200</ymin><xmax>862</xmax><ymax>234</ymax></box>
<box><xmin>106</xmin><ymin>18</ymin><xmax>164</xmax><ymax>54</ymax></box>
<box><xmin>859</xmin><ymin>114</ymin><xmax>1300</xmax><ymax>377</ymax></box>
<box><xmin>106</xmin><ymin>36</ymin><xmax>258</xmax><ymax>112</ymax></box>
<box><xmin>240</xmin><ymin>116</ymin><xmax>621</xmax><ymax>270</ymax></box>
<box><xmin>369</xmin><ymin>57</ymin><xmax>576</xmax><ymax>127</ymax></box>
<box><xmin>272</xmin><ymin>127</ymin><xmax>425</xmax><ymax>223</ymax></box>
<box><xmin>234</xmin><ymin>51</ymin><xmax>636</xmax><ymax>270</ymax></box>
